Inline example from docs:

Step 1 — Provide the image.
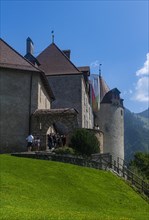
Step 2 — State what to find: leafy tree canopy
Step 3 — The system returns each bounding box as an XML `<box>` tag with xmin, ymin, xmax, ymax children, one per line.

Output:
<box><xmin>129</xmin><ymin>152</ymin><xmax>149</xmax><ymax>181</ymax></box>
<box><xmin>70</xmin><ymin>128</ymin><xmax>100</xmax><ymax>157</ymax></box>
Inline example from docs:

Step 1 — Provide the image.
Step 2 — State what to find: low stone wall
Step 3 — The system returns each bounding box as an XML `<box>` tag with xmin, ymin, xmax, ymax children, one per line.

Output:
<box><xmin>11</xmin><ymin>152</ymin><xmax>110</xmax><ymax>170</ymax></box>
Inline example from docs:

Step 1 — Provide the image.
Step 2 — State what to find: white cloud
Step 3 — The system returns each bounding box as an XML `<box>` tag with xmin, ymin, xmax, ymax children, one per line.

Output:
<box><xmin>134</xmin><ymin>77</ymin><xmax>149</xmax><ymax>102</ymax></box>
<box><xmin>90</xmin><ymin>60</ymin><xmax>99</xmax><ymax>68</ymax></box>
<box><xmin>123</xmin><ymin>90</ymin><xmax>133</xmax><ymax>96</ymax></box>
<box><xmin>136</xmin><ymin>53</ymin><xmax>149</xmax><ymax>76</ymax></box>
<box><xmin>133</xmin><ymin>53</ymin><xmax>149</xmax><ymax>103</ymax></box>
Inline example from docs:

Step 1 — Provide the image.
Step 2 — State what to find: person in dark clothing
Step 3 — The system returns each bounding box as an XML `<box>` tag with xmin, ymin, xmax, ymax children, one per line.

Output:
<box><xmin>62</xmin><ymin>135</ymin><xmax>66</xmax><ymax>146</ymax></box>
<box><xmin>48</xmin><ymin>134</ymin><xmax>53</xmax><ymax>150</ymax></box>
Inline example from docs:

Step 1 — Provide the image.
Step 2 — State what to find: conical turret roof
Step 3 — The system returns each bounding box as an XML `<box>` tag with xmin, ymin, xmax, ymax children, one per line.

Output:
<box><xmin>99</xmin><ymin>75</ymin><xmax>110</xmax><ymax>101</ymax></box>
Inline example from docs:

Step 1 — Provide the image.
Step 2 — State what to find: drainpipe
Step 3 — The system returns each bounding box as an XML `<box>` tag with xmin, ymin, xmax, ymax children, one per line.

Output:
<box><xmin>28</xmin><ymin>72</ymin><xmax>33</xmax><ymax>134</ymax></box>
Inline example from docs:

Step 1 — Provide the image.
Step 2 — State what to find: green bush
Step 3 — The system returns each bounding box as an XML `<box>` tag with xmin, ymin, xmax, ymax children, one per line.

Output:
<box><xmin>70</xmin><ymin>128</ymin><xmax>100</xmax><ymax>156</ymax></box>
<box><xmin>54</xmin><ymin>146</ymin><xmax>75</xmax><ymax>155</ymax></box>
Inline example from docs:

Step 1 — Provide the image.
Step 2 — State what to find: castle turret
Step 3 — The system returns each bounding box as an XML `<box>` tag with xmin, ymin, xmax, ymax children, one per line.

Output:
<box><xmin>96</xmin><ymin>76</ymin><xmax>124</xmax><ymax>163</ymax></box>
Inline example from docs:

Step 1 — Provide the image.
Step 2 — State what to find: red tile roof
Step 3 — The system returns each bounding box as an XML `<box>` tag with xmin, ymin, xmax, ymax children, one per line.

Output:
<box><xmin>36</xmin><ymin>43</ymin><xmax>81</xmax><ymax>75</ymax></box>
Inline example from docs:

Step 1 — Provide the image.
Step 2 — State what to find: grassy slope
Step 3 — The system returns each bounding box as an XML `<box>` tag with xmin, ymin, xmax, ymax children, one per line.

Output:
<box><xmin>0</xmin><ymin>155</ymin><xmax>149</xmax><ymax>220</ymax></box>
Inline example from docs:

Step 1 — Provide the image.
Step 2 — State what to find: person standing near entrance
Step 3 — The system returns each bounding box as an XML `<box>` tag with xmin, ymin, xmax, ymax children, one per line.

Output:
<box><xmin>34</xmin><ymin>137</ymin><xmax>41</xmax><ymax>151</ymax></box>
<box><xmin>26</xmin><ymin>134</ymin><xmax>34</xmax><ymax>152</ymax></box>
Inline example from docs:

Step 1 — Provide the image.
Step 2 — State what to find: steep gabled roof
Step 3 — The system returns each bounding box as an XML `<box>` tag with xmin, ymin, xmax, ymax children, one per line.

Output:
<box><xmin>24</xmin><ymin>53</ymin><xmax>40</xmax><ymax>67</ymax></box>
<box><xmin>0</xmin><ymin>38</ymin><xmax>40</xmax><ymax>72</ymax></box>
<box><xmin>36</xmin><ymin>43</ymin><xmax>81</xmax><ymax>75</ymax></box>
<box><xmin>0</xmin><ymin>38</ymin><xmax>55</xmax><ymax>101</ymax></box>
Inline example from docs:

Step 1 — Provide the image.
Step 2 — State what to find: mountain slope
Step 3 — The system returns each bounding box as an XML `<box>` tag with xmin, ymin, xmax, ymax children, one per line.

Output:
<box><xmin>0</xmin><ymin>155</ymin><xmax>149</xmax><ymax>220</ymax></box>
<box><xmin>137</xmin><ymin>108</ymin><xmax>149</xmax><ymax>119</ymax></box>
<box><xmin>124</xmin><ymin>108</ymin><xmax>149</xmax><ymax>162</ymax></box>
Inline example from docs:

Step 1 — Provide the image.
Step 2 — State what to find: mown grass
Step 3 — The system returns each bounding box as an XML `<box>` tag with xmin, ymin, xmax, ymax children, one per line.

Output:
<box><xmin>0</xmin><ymin>154</ymin><xmax>149</xmax><ymax>220</ymax></box>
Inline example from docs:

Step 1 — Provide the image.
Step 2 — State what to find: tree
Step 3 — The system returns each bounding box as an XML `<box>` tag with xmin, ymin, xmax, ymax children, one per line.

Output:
<box><xmin>129</xmin><ymin>152</ymin><xmax>149</xmax><ymax>181</ymax></box>
<box><xmin>70</xmin><ymin>128</ymin><xmax>100</xmax><ymax>156</ymax></box>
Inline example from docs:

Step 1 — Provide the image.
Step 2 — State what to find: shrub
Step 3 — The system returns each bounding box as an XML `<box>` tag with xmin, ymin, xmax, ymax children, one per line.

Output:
<box><xmin>70</xmin><ymin>128</ymin><xmax>100</xmax><ymax>156</ymax></box>
<box><xmin>54</xmin><ymin>146</ymin><xmax>75</xmax><ymax>155</ymax></box>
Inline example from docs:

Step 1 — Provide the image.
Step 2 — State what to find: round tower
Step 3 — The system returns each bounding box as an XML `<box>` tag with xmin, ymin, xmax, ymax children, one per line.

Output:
<box><xmin>98</xmin><ymin>89</ymin><xmax>124</xmax><ymax>161</ymax></box>
<box><xmin>95</xmin><ymin>76</ymin><xmax>124</xmax><ymax>163</ymax></box>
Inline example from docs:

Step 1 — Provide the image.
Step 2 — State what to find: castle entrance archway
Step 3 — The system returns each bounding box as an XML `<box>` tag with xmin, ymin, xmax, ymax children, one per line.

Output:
<box><xmin>31</xmin><ymin>108</ymin><xmax>78</xmax><ymax>150</ymax></box>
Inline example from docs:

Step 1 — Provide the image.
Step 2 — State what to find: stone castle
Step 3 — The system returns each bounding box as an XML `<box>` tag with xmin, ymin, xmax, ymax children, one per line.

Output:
<box><xmin>0</xmin><ymin>37</ymin><xmax>124</xmax><ymax>161</ymax></box>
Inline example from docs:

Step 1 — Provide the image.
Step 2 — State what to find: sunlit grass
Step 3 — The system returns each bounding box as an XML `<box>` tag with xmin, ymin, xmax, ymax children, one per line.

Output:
<box><xmin>0</xmin><ymin>154</ymin><xmax>149</xmax><ymax>220</ymax></box>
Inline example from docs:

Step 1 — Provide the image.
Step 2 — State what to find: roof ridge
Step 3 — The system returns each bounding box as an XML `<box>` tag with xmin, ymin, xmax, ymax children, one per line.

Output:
<box><xmin>0</xmin><ymin>38</ymin><xmax>40</xmax><ymax>72</ymax></box>
<box><xmin>0</xmin><ymin>38</ymin><xmax>55</xmax><ymax>101</ymax></box>
<box><xmin>53</xmin><ymin>43</ymin><xmax>80</xmax><ymax>73</ymax></box>
<box><xmin>37</xmin><ymin>42</ymin><xmax>81</xmax><ymax>73</ymax></box>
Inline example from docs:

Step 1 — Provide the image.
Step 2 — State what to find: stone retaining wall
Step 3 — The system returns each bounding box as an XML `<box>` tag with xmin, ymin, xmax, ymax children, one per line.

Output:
<box><xmin>11</xmin><ymin>152</ymin><xmax>110</xmax><ymax>170</ymax></box>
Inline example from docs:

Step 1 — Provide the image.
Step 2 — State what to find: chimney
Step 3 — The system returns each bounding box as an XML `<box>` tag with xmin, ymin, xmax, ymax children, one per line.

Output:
<box><xmin>62</xmin><ymin>50</ymin><xmax>71</xmax><ymax>59</ymax></box>
<box><xmin>26</xmin><ymin>37</ymin><xmax>34</xmax><ymax>55</ymax></box>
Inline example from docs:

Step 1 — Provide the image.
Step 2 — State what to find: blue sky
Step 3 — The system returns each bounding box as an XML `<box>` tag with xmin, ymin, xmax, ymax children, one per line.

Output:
<box><xmin>1</xmin><ymin>0</ymin><xmax>149</xmax><ymax>113</ymax></box>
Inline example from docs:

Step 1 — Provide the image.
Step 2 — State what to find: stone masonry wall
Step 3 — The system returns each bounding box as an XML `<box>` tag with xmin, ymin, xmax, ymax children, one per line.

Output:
<box><xmin>47</xmin><ymin>74</ymin><xmax>82</xmax><ymax>126</ymax></box>
<box><xmin>0</xmin><ymin>69</ymin><xmax>32</xmax><ymax>152</ymax></box>
<box><xmin>37</xmin><ymin>77</ymin><xmax>51</xmax><ymax>110</ymax></box>
<box><xmin>47</xmin><ymin>74</ymin><xmax>93</xmax><ymax>129</ymax></box>
<box><xmin>98</xmin><ymin>103</ymin><xmax>124</xmax><ymax>161</ymax></box>
<box><xmin>0</xmin><ymin>68</ymin><xmax>50</xmax><ymax>153</ymax></box>
<box><xmin>81</xmin><ymin>79</ymin><xmax>94</xmax><ymax>129</ymax></box>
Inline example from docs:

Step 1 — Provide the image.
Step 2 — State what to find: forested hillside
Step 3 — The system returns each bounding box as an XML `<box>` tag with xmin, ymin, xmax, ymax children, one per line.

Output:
<box><xmin>124</xmin><ymin>108</ymin><xmax>149</xmax><ymax>162</ymax></box>
<box><xmin>137</xmin><ymin>108</ymin><xmax>149</xmax><ymax>119</ymax></box>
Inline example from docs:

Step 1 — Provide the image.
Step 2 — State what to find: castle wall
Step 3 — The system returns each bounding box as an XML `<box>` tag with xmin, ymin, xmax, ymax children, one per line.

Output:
<box><xmin>37</xmin><ymin>78</ymin><xmax>51</xmax><ymax>110</ymax></box>
<box><xmin>97</xmin><ymin>103</ymin><xmax>124</xmax><ymax>161</ymax></box>
<box><xmin>81</xmin><ymin>79</ymin><xmax>93</xmax><ymax>129</ymax></box>
<box><xmin>0</xmin><ymin>69</ymin><xmax>32</xmax><ymax>152</ymax></box>
<box><xmin>47</xmin><ymin>74</ymin><xmax>82</xmax><ymax>126</ymax></box>
<box><xmin>0</xmin><ymin>68</ymin><xmax>51</xmax><ymax>153</ymax></box>
<box><xmin>47</xmin><ymin>74</ymin><xmax>93</xmax><ymax>129</ymax></box>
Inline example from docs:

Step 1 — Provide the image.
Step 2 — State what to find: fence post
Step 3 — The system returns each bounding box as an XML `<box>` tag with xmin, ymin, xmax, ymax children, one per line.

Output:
<box><xmin>142</xmin><ymin>180</ymin><xmax>144</xmax><ymax>193</ymax></box>
<box><xmin>117</xmin><ymin>157</ymin><xmax>119</xmax><ymax>174</ymax></box>
<box><xmin>131</xmin><ymin>172</ymin><xmax>134</xmax><ymax>185</ymax></box>
<box><xmin>114</xmin><ymin>160</ymin><xmax>117</xmax><ymax>171</ymax></box>
<box><xmin>109</xmin><ymin>154</ymin><xmax>112</xmax><ymax>169</ymax></box>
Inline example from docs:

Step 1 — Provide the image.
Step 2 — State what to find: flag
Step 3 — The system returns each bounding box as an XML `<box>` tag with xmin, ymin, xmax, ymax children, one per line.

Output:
<box><xmin>90</xmin><ymin>83</ymin><xmax>98</xmax><ymax>112</ymax></box>
<box><xmin>92</xmin><ymin>75</ymin><xmax>100</xmax><ymax>111</ymax></box>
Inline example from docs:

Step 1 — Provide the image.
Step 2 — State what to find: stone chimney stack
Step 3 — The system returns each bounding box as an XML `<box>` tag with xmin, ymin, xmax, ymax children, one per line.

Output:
<box><xmin>26</xmin><ymin>37</ymin><xmax>34</xmax><ymax>55</ymax></box>
<box><xmin>62</xmin><ymin>50</ymin><xmax>71</xmax><ymax>59</ymax></box>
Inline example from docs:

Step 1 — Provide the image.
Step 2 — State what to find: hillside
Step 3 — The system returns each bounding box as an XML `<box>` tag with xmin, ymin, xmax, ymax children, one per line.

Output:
<box><xmin>0</xmin><ymin>155</ymin><xmax>149</xmax><ymax>220</ymax></box>
<box><xmin>137</xmin><ymin>108</ymin><xmax>149</xmax><ymax>119</ymax></box>
<box><xmin>124</xmin><ymin>108</ymin><xmax>149</xmax><ymax>162</ymax></box>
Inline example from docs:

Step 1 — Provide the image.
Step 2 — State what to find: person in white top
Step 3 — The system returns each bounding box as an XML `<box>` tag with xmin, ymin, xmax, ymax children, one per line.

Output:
<box><xmin>26</xmin><ymin>134</ymin><xmax>34</xmax><ymax>152</ymax></box>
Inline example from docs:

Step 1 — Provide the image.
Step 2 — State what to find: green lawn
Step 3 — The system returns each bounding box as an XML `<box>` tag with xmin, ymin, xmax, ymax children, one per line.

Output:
<box><xmin>0</xmin><ymin>154</ymin><xmax>148</xmax><ymax>220</ymax></box>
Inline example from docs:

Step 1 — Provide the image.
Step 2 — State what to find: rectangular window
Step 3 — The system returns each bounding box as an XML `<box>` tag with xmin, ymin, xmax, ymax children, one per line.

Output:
<box><xmin>40</xmin><ymin>87</ymin><xmax>42</xmax><ymax>103</ymax></box>
<box><xmin>45</xmin><ymin>98</ymin><xmax>47</xmax><ymax>109</ymax></box>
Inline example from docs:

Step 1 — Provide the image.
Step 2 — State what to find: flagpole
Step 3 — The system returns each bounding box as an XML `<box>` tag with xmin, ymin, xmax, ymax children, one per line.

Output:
<box><xmin>51</xmin><ymin>30</ymin><xmax>54</xmax><ymax>43</ymax></box>
<box><xmin>99</xmin><ymin>64</ymin><xmax>102</xmax><ymax>77</ymax></box>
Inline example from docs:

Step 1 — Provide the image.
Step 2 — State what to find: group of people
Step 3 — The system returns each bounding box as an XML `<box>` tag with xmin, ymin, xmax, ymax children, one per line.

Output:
<box><xmin>48</xmin><ymin>133</ymin><xmax>66</xmax><ymax>150</ymax></box>
<box><xmin>26</xmin><ymin>133</ymin><xmax>67</xmax><ymax>152</ymax></box>
<box><xmin>26</xmin><ymin>134</ymin><xmax>40</xmax><ymax>152</ymax></box>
